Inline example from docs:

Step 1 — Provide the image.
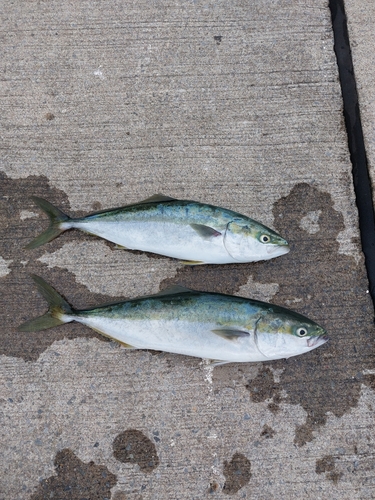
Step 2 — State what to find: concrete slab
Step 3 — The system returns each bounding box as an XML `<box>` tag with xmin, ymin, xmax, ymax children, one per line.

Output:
<box><xmin>1</xmin><ymin>0</ymin><xmax>374</xmax><ymax>498</ymax></box>
<box><xmin>345</xmin><ymin>0</ymin><xmax>375</xmax><ymax>190</ymax></box>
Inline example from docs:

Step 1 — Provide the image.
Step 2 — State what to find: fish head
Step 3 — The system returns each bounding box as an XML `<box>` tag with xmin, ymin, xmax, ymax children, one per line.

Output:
<box><xmin>223</xmin><ymin>219</ymin><xmax>289</xmax><ymax>262</ymax></box>
<box><xmin>254</xmin><ymin>308</ymin><xmax>328</xmax><ymax>360</ymax></box>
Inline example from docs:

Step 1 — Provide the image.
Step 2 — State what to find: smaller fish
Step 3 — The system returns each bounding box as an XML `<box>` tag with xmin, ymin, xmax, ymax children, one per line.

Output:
<box><xmin>25</xmin><ymin>194</ymin><xmax>289</xmax><ymax>264</ymax></box>
<box><xmin>18</xmin><ymin>275</ymin><xmax>328</xmax><ymax>365</ymax></box>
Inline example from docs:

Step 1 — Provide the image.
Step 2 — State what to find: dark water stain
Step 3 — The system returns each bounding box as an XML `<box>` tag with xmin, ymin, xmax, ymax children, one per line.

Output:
<box><xmin>3</xmin><ymin>174</ymin><xmax>374</xmax><ymax>449</ymax></box>
<box><xmin>92</xmin><ymin>201</ymin><xmax>102</xmax><ymax>211</ymax></box>
<box><xmin>316</xmin><ymin>454</ymin><xmax>335</xmax><ymax>473</ymax></box>
<box><xmin>241</xmin><ymin>183</ymin><xmax>375</xmax><ymax>445</ymax></box>
<box><xmin>325</xmin><ymin>471</ymin><xmax>343</xmax><ymax>484</ymax></box>
<box><xmin>112</xmin><ymin>492</ymin><xmax>140</xmax><ymax>500</ymax></box>
<box><xmin>30</xmin><ymin>448</ymin><xmax>117</xmax><ymax>500</ymax></box>
<box><xmin>208</xmin><ymin>481</ymin><xmax>219</xmax><ymax>493</ymax></box>
<box><xmin>112</xmin><ymin>493</ymin><xmax>143</xmax><ymax>500</ymax></box>
<box><xmin>113</xmin><ymin>430</ymin><xmax>159</xmax><ymax>473</ymax></box>
<box><xmin>260</xmin><ymin>424</ymin><xmax>275</xmax><ymax>439</ymax></box>
<box><xmin>316</xmin><ymin>454</ymin><xmax>343</xmax><ymax>484</ymax></box>
<box><xmin>161</xmin><ymin>183</ymin><xmax>374</xmax><ymax>444</ymax></box>
<box><xmin>222</xmin><ymin>452</ymin><xmax>251</xmax><ymax>495</ymax></box>
<box><xmin>246</xmin><ymin>367</ymin><xmax>281</xmax><ymax>405</ymax></box>
<box><xmin>0</xmin><ymin>172</ymin><xmax>127</xmax><ymax>361</ymax></box>
<box><xmin>160</xmin><ymin>262</ymin><xmax>254</xmax><ymax>295</ymax></box>
<box><xmin>364</xmin><ymin>373</ymin><xmax>375</xmax><ymax>390</ymax></box>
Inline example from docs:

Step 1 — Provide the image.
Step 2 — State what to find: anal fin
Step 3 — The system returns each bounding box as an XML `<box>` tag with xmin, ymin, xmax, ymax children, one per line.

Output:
<box><xmin>179</xmin><ymin>260</ymin><xmax>206</xmax><ymax>266</ymax></box>
<box><xmin>118</xmin><ymin>341</ymin><xmax>136</xmax><ymax>349</ymax></box>
<box><xmin>204</xmin><ymin>359</ymin><xmax>232</xmax><ymax>367</ymax></box>
<box><xmin>90</xmin><ymin>326</ymin><xmax>135</xmax><ymax>348</ymax></box>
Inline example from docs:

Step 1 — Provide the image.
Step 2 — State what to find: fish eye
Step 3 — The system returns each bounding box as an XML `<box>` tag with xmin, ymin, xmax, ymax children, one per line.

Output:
<box><xmin>296</xmin><ymin>327</ymin><xmax>308</xmax><ymax>337</ymax></box>
<box><xmin>260</xmin><ymin>234</ymin><xmax>271</xmax><ymax>243</ymax></box>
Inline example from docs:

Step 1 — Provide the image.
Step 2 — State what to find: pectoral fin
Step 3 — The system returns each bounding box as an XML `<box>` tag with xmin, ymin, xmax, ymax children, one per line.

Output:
<box><xmin>212</xmin><ymin>329</ymin><xmax>250</xmax><ymax>341</ymax></box>
<box><xmin>190</xmin><ymin>223</ymin><xmax>222</xmax><ymax>239</ymax></box>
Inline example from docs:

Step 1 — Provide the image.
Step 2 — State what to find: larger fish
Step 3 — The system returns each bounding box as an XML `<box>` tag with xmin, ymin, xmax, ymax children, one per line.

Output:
<box><xmin>26</xmin><ymin>194</ymin><xmax>289</xmax><ymax>264</ymax></box>
<box><xmin>19</xmin><ymin>275</ymin><xmax>328</xmax><ymax>364</ymax></box>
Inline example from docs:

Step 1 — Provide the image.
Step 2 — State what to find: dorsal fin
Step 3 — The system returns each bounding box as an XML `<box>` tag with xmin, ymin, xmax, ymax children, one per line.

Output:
<box><xmin>95</xmin><ymin>285</ymin><xmax>197</xmax><ymax>308</ymax></box>
<box><xmin>136</xmin><ymin>194</ymin><xmax>177</xmax><ymax>204</ymax></box>
<box><xmin>126</xmin><ymin>285</ymin><xmax>196</xmax><ymax>302</ymax></box>
<box><xmin>152</xmin><ymin>285</ymin><xmax>195</xmax><ymax>297</ymax></box>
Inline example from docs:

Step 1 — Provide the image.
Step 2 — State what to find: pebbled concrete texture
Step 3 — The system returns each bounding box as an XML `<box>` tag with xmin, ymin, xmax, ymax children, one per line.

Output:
<box><xmin>1</xmin><ymin>1</ymin><xmax>374</xmax><ymax>499</ymax></box>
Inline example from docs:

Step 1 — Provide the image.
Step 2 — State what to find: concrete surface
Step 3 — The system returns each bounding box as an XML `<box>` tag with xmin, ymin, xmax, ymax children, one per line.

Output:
<box><xmin>1</xmin><ymin>0</ymin><xmax>374</xmax><ymax>499</ymax></box>
<box><xmin>345</xmin><ymin>0</ymin><xmax>375</xmax><ymax>190</ymax></box>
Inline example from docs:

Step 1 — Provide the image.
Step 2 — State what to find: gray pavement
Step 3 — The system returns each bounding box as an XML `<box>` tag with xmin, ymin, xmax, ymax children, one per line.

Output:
<box><xmin>1</xmin><ymin>1</ymin><xmax>374</xmax><ymax>499</ymax></box>
<box><xmin>346</xmin><ymin>0</ymin><xmax>375</xmax><ymax>189</ymax></box>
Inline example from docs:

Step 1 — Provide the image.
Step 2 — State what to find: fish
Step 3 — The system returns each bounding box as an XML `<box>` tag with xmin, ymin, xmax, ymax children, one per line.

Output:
<box><xmin>18</xmin><ymin>275</ymin><xmax>328</xmax><ymax>364</ymax></box>
<box><xmin>25</xmin><ymin>194</ymin><xmax>289</xmax><ymax>264</ymax></box>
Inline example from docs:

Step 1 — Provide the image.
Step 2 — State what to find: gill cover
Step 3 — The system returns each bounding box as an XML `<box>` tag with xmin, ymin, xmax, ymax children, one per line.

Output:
<box><xmin>254</xmin><ymin>313</ymin><xmax>327</xmax><ymax>360</ymax></box>
<box><xmin>223</xmin><ymin>221</ymin><xmax>259</xmax><ymax>262</ymax></box>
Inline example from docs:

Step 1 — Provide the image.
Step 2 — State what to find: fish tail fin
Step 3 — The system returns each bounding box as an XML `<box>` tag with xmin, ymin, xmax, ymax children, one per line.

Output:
<box><xmin>25</xmin><ymin>196</ymin><xmax>71</xmax><ymax>249</ymax></box>
<box><xmin>18</xmin><ymin>275</ymin><xmax>74</xmax><ymax>332</ymax></box>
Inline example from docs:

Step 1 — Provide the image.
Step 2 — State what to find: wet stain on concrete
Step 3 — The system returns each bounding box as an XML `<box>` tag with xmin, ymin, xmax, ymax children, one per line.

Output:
<box><xmin>240</xmin><ymin>183</ymin><xmax>375</xmax><ymax>445</ymax></box>
<box><xmin>113</xmin><ymin>429</ymin><xmax>159</xmax><ymax>473</ymax></box>
<box><xmin>161</xmin><ymin>183</ymin><xmax>374</xmax><ymax>444</ymax></box>
<box><xmin>2</xmin><ymin>174</ymin><xmax>375</xmax><ymax>450</ymax></box>
<box><xmin>160</xmin><ymin>262</ymin><xmax>254</xmax><ymax>295</ymax></box>
<box><xmin>364</xmin><ymin>373</ymin><xmax>375</xmax><ymax>390</ymax></box>
<box><xmin>326</xmin><ymin>471</ymin><xmax>343</xmax><ymax>484</ymax></box>
<box><xmin>0</xmin><ymin>172</ymin><xmax>126</xmax><ymax>361</ymax></box>
<box><xmin>246</xmin><ymin>366</ymin><xmax>282</xmax><ymax>409</ymax></box>
<box><xmin>92</xmin><ymin>201</ymin><xmax>103</xmax><ymax>211</ymax></box>
<box><xmin>316</xmin><ymin>454</ymin><xmax>335</xmax><ymax>473</ymax></box>
<box><xmin>222</xmin><ymin>452</ymin><xmax>251</xmax><ymax>495</ymax></box>
<box><xmin>208</xmin><ymin>481</ymin><xmax>220</xmax><ymax>493</ymax></box>
<box><xmin>30</xmin><ymin>448</ymin><xmax>117</xmax><ymax>500</ymax></box>
<box><xmin>112</xmin><ymin>492</ymin><xmax>137</xmax><ymax>500</ymax></box>
<box><xmin>260</xmin><ymin>424</ymin><xmax>275</xmax><ymax>439</ymax></box>
<box><xmin>315</xmin><ymin>454</ymin><xmax>343</xmax><ymax>484</ymax></box>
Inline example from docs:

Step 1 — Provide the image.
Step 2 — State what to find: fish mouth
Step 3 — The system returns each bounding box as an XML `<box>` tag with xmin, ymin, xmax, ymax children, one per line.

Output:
<box><xmin>307</xmin><ymin>334</ymin><xmax>329</xmax><ymax>348</ymax></box>
<box><xmin>266</xmin><ymin>244</ymin><xmax>290</xmax><ymax>255</ymax></box>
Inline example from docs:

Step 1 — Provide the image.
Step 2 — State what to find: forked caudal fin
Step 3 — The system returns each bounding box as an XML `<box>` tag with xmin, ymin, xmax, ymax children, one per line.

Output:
<box><xmin>25</xmin><ymin>196</ymin><xmax>71</xmax><ymax>249</ymax></box>
<box><xmin>18</xmin><ymin>275</ymin><xmax>74</xmax><ymax>332</ymax></box>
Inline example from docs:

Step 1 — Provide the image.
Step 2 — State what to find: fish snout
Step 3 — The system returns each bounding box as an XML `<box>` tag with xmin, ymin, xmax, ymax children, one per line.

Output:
<box><xmin>266</xmin><ymin>243</ymin><xmax>290</xmax><ymax>256</ymax></box>
<box><xmin>307</xmin><ymin>334</ymin><xmax>329</xmax><ymax>348</ymax></box>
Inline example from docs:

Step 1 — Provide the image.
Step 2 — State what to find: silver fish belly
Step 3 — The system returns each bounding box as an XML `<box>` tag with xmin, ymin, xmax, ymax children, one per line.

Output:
<box><xmin>26</xmin><ymin>194</ymin><xmax>290</xmax><ymax>264</ymax></box>
<box><xmin>19</xmin><ymin>276</ymin><xmax>328</xmax><ymax>364</ymax></box>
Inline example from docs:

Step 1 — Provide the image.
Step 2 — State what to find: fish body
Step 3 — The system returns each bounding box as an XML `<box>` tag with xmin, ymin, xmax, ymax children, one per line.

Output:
<box><xmin>26</xmin><ymin>195</ymin><xmax>289</xmax><ymax>264</ymax></box>
<box><xmin>19</xmin><ymin>276</ymin><xmax>328</xmax><ymax>364</ymax></box>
